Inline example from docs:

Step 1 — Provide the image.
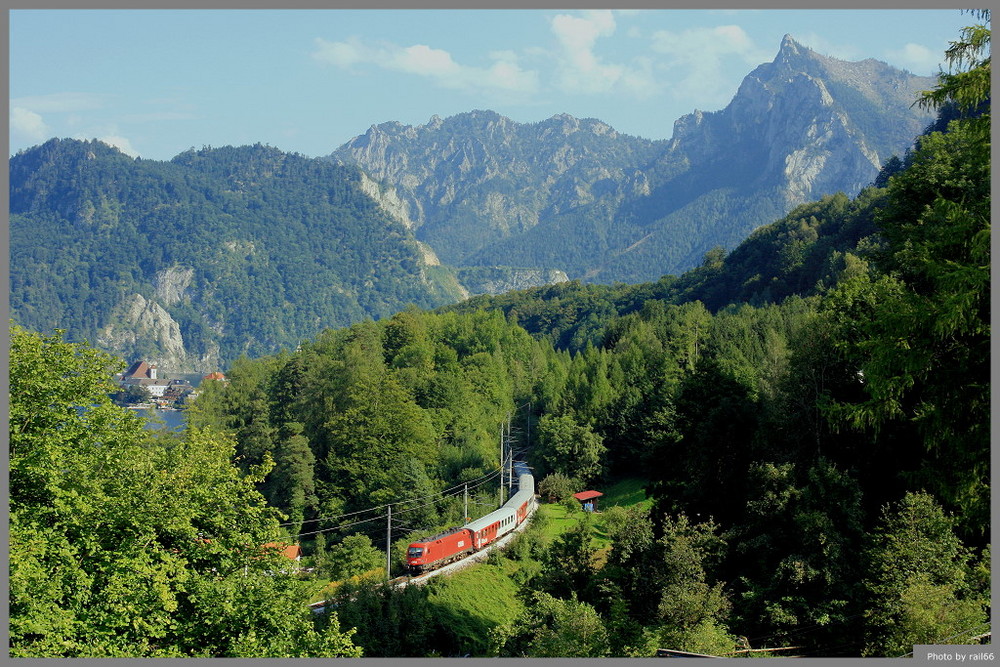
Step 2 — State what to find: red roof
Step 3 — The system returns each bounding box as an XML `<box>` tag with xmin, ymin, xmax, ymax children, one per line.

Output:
<box><xmin>124</xmin><ymin>360</ymin><xmax>152</xmax><ymax>379</ymax></box>
<box><xmin>573</xmin><ymin>491</ymin><xmax>604</xmax><ymax>501</ymax></box>
<box><xmin>263</xmin><ymin>542</ymin><xmax>302</xmax><ymax>560</ymax></box>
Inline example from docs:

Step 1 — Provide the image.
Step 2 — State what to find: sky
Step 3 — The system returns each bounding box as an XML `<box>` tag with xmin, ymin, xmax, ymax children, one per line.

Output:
<box><xmin>9</xmin><ymin>8</ymin><xmax>978</xmax><ymax>162</ymax></box>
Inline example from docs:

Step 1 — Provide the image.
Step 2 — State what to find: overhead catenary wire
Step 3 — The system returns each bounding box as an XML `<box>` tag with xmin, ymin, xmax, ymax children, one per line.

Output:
<box><xmin>278</xmin><ymin>463</ymin><xmax>506</xmax><ymax>529</ymax></box>
<box><xmin>294</xmin><ymin>511</ymin><xmax>391</xmax><ymax>539</ymax></box>
<box><xmin>282</xmin><ymin>407</ymin><xmax>534</xmax><ymax>568</ymax></box>
<box><xmin>287</xmin><ymin>464</ymin><xmax>514</xmax><ymax>541</ymax></box>
<box><xmin>281</xmin><ymin>466</ymin><xmax>503</xmax><ymax>527</ymax></box>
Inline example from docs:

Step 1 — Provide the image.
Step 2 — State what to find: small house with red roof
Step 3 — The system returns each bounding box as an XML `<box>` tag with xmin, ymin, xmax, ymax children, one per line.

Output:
<box><xmin>263</xmin><ymin>542</ymin><xmax>303</xmax><ymax>562</ymax></box>
<box><xmin>573</xmin><ymin>490</ymin><xmax>603</xmax><ymax>512</ymax></box>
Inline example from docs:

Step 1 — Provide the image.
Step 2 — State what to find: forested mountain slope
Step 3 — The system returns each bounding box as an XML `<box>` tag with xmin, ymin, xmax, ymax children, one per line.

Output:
<box><xmin>186</xmin><ymin>28</ymin><xmax>989</xmax><ymax>649</ymax></box>
<box><xmin>330</xmin><ymin>36</ymin><xmax>935</xmax><ymax>283</ymax></box>
<box><xmin>10</xmin><ymin>37</ymin><xmax>934</xmax><ymax>372</ymax></box>
<box><xmin>440</xmin><ymin>183</ymin><xmax>886</xmax><ymax>354</ymax></box>
<box><xmin>9</xmin><ymin>141</ymin><xmax>467</xmax><ymax>371</ymax></box>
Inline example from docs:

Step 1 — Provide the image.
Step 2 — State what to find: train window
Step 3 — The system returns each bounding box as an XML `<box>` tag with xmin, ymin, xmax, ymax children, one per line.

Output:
<box><xmin>408</xmin><ymin>547</ymin><xmax>424</xmax><ymax>558</ymax></box>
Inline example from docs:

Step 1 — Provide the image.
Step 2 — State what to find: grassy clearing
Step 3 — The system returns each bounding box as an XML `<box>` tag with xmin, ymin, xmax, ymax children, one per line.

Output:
<box><xmin>426</xmin><ymin>561</ymin><xmax>525</xmax><ymax>655</ymax></box>
<box><xmin>536</xmin><ymin>477</ymin><xmax>652</xmax><ymax>567</ymax></box>
<box><xmin>535</xmin><ymin>477</ymin><xmax>651</xmax><ymax>542</ymax></box>
<box><xmin>599</xmin><ymin>477</ymin><xmax>653</xmax><ymax>511</ymax></box>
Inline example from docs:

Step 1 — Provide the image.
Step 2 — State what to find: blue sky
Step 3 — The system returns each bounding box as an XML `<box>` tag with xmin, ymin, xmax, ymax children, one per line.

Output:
<box><xmin>9</xmin><ymin>9</ymin><xmax>977</xmax><ymax>161</ymax></box>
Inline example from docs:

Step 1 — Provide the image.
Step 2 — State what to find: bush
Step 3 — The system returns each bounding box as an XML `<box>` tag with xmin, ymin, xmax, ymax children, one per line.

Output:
<box><xmin>538</xmin><ymin>472</ymin><xmax>580</xmax><ymax>503</ymax></box>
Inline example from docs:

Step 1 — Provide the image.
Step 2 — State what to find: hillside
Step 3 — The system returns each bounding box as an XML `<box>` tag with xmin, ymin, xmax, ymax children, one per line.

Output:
<box><xmin>10</xmin><ymin>141</ymin><xmax>482</xmax><ymax>371</ymax></box>
<box><xmin>10</xmin><ymin>36</ymin><xmax>935</xmax><ymax>371</ymax></box>
<box><xmin>329</xmin><ymin>36</ymin><xmax>935</xmax><ymax>283</ymax></box>
<box><xmin>9</xmin><ymin>14</ymin><xmax>991</xmax><ymax>659</ymax></box>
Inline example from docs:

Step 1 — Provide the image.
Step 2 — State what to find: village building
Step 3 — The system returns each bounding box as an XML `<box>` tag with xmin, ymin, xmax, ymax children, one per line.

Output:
<box><xmin>117</xmin><ymin>361</ymin><xmax>195</xmax><ymax>405</ymax></box>
<box><xmin>263</xmin><ymin>542</ymin><xmax>303</xmax><ymax>562</ymax></box>
<box><xmin>572</xmin><ymin>490</ymin><xmax>604</xmax><ymax>513</ymax></box>
<box><xmin>118</xmin><ymin>361</ymin><xmax>174</xmax><ymax>397</ymax></box>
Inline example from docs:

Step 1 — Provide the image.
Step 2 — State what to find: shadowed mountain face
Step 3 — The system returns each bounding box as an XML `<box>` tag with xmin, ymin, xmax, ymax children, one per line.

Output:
<box><xmin>329</xmin><ymin>36</ymin><xmax>935</xmax><ymax>283</ymax></box>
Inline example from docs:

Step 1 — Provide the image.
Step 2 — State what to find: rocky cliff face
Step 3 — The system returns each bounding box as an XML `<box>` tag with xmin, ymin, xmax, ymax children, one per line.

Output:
<box><xmin>329</xmin><ymin>36</ymin><xmax>935</xmax><ymax>283</ymax></box>
<box><xmin>455</xmin><ymin>267</ymin><xmax>570</xmax><ymax>297</ymax></box>
<box><xmin>153</xmin><ymin>265</ymin><xmax>195</xmax><ymax>307</ymax></box>
<box><xmin>330</xmin><ymin>110</ymin><xmax>664</xmax><ymax>265</ymax></box>
<box><xmin>97</xmin><ymin>293</ymin><xmax>221</xmax><ymax>373</ymax></box>
<box><xmin>667</xmin><ymin>34</ymin><xmax>932</xmax><ymax>210</ymax></box>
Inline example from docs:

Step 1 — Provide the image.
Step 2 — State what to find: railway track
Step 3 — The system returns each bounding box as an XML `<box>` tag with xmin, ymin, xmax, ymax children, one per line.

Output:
<box><xmin>310</xmin><ymin>498</ymin><xmax>536</xmax><ymax>612</ymax></box>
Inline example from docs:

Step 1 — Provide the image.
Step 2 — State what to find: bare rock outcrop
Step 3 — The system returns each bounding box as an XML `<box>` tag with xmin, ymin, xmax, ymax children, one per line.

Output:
<box><xmin>97</xmin><ymin>293</ymin><xmax>219</xmax><ymax>373</ymax></box>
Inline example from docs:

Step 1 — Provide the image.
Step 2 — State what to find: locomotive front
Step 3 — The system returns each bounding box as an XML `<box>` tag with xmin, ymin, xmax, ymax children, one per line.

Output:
<box><xmin>406</xmin><ymin>542</ymin><xmax>430</xmax><ymax>573</ymax></box>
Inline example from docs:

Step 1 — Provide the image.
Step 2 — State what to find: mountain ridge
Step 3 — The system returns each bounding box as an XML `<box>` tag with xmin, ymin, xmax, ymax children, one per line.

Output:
<box><xmin>330</xmin><ymin>36</ymin><xmax>934</xmax><ymax>283</ymax></box>
<box><xmin>10</xmin><ymin>36</ymin><xmax>936</xmax><ymax>371</ymax></box>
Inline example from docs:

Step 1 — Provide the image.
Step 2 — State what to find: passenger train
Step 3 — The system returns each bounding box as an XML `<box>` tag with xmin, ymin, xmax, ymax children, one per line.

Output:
<box><xmin>405</xmin><ymin>461</ymin><xmax>535</xmax><ymax>575</ymax></box>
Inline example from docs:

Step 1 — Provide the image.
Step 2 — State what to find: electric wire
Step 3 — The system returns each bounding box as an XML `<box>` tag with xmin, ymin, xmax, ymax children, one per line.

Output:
<box><xmin>278</xmin><ymin>462</ymin><xmax>506</xmax><ymax>528</ymax></box>
<box><xmin>278</xmin><ymin>409</ymin><xmax>529</xmax><ymax>555</ymax></box>
<box><xmin>288</xmin><ymin>462</ymin><xmax>518</xmax><ymax>541</ymax></box>
<box><xmin>294</xmin><ymin>511</ymin><xmax>390</xmax><ymax>539</ymax></box>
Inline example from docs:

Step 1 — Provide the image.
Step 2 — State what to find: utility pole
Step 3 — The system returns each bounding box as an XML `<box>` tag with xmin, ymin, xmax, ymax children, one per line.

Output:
<box><xmin>499</xmin><ymin>422</ymin><xmax>506</xmax><ymax>505</ymax></box>
<box><xmin>526</xmin><ymin>402</ymin><xmax>530</xmax><ymax>451</ymax></box>
<box><xmin>386</xmin><ymin>504</ymin><xmax>392</xmax><ymax>579</ymax></box>
<box><xmin>507</xmin><ymin>414</ymin><xmax>513</xmax><ymax>489</ymax></box>
<box><xmin>464</xmin><ymin>482</ymin><xmax>469</xmax><ymax>523</ymax></box>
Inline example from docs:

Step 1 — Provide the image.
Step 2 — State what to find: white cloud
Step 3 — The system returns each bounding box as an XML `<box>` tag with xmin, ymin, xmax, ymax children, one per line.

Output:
<box><xmin>312</xmin><ymin>36</ymin><xmax>366</xmax><ymax>68</ymax></box>
<box><xmin>96</xmin><ymin>135</ymin><xmax>140</xmax><ymax>157</ymax></box>
<box><xmin>550</xmin><ymin>10</ymin><xmax>625</xmax><ymax>93</ymax></box>
<box><xmin>886</xmin><ymin>42</ymin><xmax>943</xmax><ymax>74</ymax></box>
<box><xmin>313</xmin><ymin>37</ymin><xmax>539</xmax><ymax>96</ymax></box>
<box><xmin>394</xmin><ymin>44</ymin><xmax>461</xmax><ymax>77</ymax></box>
<box><xmin>10</xmin><ymin>106</ymin><xmax>50</xmax><ymax>143</ymax></box>
<box><xmin>551</xmin><ymin>10</ymin><xmax>616</xmax><ymax>59</ymax></box>
<box><xmin>544</xmin><ymin>10</ymin><xmax>659</xmax><ymax>97</ymax></box>
<box><xmin>650</xmin><ymin>24</ymin><xmax>771</xmax><ymax>109</ymax></box>
<box><xmin>651</xmin><ymin>24</ymin><xmax>765</xmax><ymax>62</ymax></box>
<box><xmin>313</xmin><ymin>10</ymin><xmax>656</xmax><ymax>101</ymax></box>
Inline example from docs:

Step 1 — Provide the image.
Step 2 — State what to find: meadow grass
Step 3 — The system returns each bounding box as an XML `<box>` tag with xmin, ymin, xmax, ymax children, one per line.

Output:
<box><xmin>425</xmin><ymin>561</ymin><xmax>526</xmax><ymax>655</ymax></box>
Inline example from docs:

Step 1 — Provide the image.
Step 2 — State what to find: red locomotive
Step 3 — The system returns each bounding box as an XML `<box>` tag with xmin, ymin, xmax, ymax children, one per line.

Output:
<box><xmin>406</xmin><ymin>466</ymin><xmax>535</xmax><ymax>575</ymax></box>
<box><xmin>405</xmin><ymin>526</ymin><xmax>473</xmax><ymax>574</ymax></box>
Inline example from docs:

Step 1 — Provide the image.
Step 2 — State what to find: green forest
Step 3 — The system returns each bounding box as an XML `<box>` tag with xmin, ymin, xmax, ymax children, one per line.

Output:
<box><xmin>9</xmin><ymin>141</ymin><xmax>464</xmax><ymax>366</ymax></box>
<box><xmin>8</xmin><ymin>15</ymin><xmax>990</xmax><ymax>658</ymax></box>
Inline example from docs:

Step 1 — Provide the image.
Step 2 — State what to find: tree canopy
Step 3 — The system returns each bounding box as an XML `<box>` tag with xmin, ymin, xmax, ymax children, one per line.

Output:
<box><xmin>9</xmin><ymin>325</ymin><xmax>362</xmax><ymax>658</ymax></box>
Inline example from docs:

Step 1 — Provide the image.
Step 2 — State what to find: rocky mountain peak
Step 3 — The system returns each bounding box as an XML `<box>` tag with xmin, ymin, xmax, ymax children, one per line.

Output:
<box><xmin>778</xmin><ymin>33</ymin><xmax>805</xmax><ymax>59</ymax></box>
<box><xmin>328</xmin><ymin>35</ymin><xmax>937</xmax><ymax>282</ymax></box>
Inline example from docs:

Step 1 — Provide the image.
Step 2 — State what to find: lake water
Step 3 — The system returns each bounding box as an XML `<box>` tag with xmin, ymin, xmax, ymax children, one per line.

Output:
<box><xmin>125</xmin><ymin>373</ymin><xmax>204</xmax><ymax>431</ymax></box>
<box><xmin>131</xmin><ymin>407</ymin><xmax>188</xmax><ymax>431</ymax></box>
